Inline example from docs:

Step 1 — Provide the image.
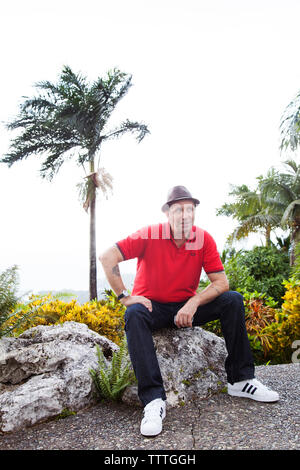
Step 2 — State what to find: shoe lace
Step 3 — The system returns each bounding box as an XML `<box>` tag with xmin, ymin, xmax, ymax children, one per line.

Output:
<box><xmin>251</xmin><ymin>378</ymin><xmax>271</xmax><ymax>392</ymax></box>
<box><xmin>143</xmin><ymin>400</ymin><xmax>164</xmax><ymax>421</ymax></box>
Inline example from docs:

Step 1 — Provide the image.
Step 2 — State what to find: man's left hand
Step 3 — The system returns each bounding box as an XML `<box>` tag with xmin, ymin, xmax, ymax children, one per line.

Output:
<box><xmin>174</xmin><ymin>298</ymin><xmax>198</xmax><ymax>328</ymax></box>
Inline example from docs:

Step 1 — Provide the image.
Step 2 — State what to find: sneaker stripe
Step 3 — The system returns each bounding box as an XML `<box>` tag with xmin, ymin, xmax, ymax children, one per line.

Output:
<box><xmin>241</xmin><ymin>382</ymin><xmax>257</xmax><ymax>394</ymax></box>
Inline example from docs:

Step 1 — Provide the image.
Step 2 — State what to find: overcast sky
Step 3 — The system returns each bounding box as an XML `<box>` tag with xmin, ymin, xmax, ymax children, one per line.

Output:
<box><xmin>0</xmin><ymin>0</ymin><xmax>299</xmax><ymax>294</ymax></box>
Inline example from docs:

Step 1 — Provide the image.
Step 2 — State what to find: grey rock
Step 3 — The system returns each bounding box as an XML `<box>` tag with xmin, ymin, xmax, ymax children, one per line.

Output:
<box><xmin>122</xmin><ymin>326</ymin><xmax>227</xmax><ymax>407</ymax></box>
<box><xmin>0</xmin><ymin>322</ymin><xmax>118</xmax><ymax>432</ymax></box>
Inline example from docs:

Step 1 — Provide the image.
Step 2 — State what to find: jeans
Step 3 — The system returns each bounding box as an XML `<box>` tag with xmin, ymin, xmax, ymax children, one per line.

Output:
<box><xmin>124</xmin><ymin>291</ymin><xmax>255</xmax><ymax>406</ymax></box>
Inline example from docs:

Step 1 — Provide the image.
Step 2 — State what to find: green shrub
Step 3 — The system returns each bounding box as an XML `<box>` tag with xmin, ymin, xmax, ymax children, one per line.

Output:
<box><xmin>4</xmin><ymin>290</ymin><xmax>126</xmax><ymax>344</ymax></box>
<box><xmin>224</xmin><ymin>246</ymin><xmax>290</xmax><ymax>304</ymax></box>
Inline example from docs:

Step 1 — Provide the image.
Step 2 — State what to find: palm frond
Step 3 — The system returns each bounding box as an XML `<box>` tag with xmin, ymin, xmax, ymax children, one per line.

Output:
<box><xmin>280</xmin><ymin>91</ymin><xmax>300</xmax><ymax>152</ymax></box>
<box><xmin>60</xmin><ymin>65</ymin><xmax>88</xmax><ymax>94</ymax></box>
<box><xmin>231</xmin><ymin>214</ymin><xmax>273</xmax><ymax>241</ymax></box>
<box><xmin>281</xmin><ymin>200</ymin><xmax>300</xmax><ymax>226</ymax></box>
<box><xmin>102</xmin><ymin>119</ymin><xmax>150</xmax><ymax>143</ymax></box>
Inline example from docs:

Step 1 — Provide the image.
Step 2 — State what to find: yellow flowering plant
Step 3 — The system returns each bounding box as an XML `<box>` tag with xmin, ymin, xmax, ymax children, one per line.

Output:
<box><xmin>262</xmin><ymin>277</ymin><xmax>300</xmax><ymax>363</ymax></box>
<box><xmin>4</xmin><ymin>290</ymin><xmax>126</xmax><ymax>345</ymax></box>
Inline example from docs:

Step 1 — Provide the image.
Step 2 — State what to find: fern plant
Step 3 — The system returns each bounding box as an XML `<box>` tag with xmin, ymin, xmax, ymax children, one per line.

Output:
<box><xmin>0</xmin><ymin>265</ymin><xmax>19</xmax><ymax>327</ymax></box>
<box><xmin>90</xmin><ymin>337</ymin><xmax>136</xmax><ymax>401</ymax></box>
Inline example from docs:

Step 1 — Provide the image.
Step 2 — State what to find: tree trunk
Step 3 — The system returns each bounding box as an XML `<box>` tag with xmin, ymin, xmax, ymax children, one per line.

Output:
<box><xmin>265</xmin><ymin>224</ymin><xmax>271</xmax><ymax>247</ymax></box>
<box><xmin>89</xmin><ymin>160</ymin><xmax>97</xmax><ymax>300</ymax></box>
<box><xmin>290</xmin><ymin>224</ymin><xmax>300</xmax><ymax>266</ymax></box>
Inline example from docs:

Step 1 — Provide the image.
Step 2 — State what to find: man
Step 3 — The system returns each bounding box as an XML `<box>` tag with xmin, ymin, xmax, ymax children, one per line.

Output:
<box><xmin>99</xmin><ymin>185</ymin><xmax>279</xmax><ymax>437</ymax></box>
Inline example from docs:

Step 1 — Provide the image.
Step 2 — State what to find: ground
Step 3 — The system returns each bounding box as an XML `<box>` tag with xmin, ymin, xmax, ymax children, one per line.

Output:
<box><xmin>0</xmin><ymin>363</ymin><xmax>298</xmax><ymax>451</ymax></box>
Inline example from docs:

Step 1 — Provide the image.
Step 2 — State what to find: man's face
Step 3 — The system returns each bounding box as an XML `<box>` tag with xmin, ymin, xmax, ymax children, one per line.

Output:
<box><xmin>166</xmin><ymin>200</ymin><xmax>195</xmax><ymax>239</ymax></box>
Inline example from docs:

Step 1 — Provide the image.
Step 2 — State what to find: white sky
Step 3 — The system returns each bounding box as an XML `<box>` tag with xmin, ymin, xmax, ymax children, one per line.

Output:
<box><xmin>0</xmin><ymin>0</ymin><xmax>299</xmax><ymax>294</ymax></box>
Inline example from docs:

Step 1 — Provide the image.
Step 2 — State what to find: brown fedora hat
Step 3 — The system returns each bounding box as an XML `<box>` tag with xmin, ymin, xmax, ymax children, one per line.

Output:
<box><xmin>161</xmin><ymin>185</ymin><xmax>200</xmax><ymax>212</ymax></box>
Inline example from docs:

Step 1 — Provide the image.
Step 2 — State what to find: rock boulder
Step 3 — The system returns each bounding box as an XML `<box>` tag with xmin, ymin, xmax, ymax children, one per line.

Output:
<box><xmin>0</xmin><ymin>321</ymin><xmax>118</xmax><ymax>432</ymax></box>
<box><xmin>122</xmin><ymin>326</ymin><xmax>227</xmax><ymax>407</ymax></box>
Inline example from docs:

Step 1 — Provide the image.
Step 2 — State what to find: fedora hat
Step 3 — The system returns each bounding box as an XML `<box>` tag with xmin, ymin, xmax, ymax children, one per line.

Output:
<box><xmin>161</xmin><ymin>185</ymin><xmax>200</xmax><ymax>212</ymax></box>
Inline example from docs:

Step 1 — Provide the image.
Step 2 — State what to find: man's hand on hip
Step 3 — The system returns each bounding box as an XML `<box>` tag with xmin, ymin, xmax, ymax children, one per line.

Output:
<box><xmin>120</xmin><ymin>295</ymin><xmax>153</xmax><ymax>312</ymax></box>
<box><xmin>174</xmin><ymin>297</ymin><xmax>198</xmax><ymax>328</ymax></box>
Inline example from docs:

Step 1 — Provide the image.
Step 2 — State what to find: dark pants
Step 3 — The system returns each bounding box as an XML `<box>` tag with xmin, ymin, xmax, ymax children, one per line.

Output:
<box><xmin>124</xmin><ymin>291</ymin><xmax>255</xmax><ymax>406</ymax></box>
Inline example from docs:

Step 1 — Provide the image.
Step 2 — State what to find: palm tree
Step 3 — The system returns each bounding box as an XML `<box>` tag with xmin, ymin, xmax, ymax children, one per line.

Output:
<box><xmin>1</xmin><ymin>66</ymin><xmax>149</xmax><ymax>299</ymax></box>
<box><xmin>260</xmin><ymin>160</ymin><xmax>300</xmax><ymax>265</ymax></box>
<box><xmin>216</xmin><ymin>183</ymin><xmax>281</xmax><ymax>246</ymax></box>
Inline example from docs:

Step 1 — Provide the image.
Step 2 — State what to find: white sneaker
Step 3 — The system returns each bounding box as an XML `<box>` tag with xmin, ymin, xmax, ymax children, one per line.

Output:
<box><xmin>140</xmin><ymin>398</ymin><xmax>166</xmax><ymax>436</ymax></box>
<box><xmin>228</xmin><ymin>378</ymin><xmax>279</xmax><ymax>402</ymax></box>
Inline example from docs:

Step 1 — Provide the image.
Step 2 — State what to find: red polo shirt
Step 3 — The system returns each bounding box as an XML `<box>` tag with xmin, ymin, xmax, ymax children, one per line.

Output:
<box><xmin>116</xmin><ymin>222</ymin><xmax>224</xmax><ymax>303</ymax></box>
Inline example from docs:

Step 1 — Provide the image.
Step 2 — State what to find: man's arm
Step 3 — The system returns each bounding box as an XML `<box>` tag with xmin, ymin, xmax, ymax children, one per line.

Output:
<box><xmin>175</xmin><ymin>271</ymin><xmax>229</xmax><ymax>328</ymax></box>
<box><xmin>193</xmin><ymin>271</ymin><xmax>229</xmax><ymax>307</ymax></box>
<box><xmin>99</xmin><ymin>245</ymin><xmax>152</xmax><ymax>311</ymax></box>
<box><xmin>99</xmin><ymin>245</ymin><xmax>127</xmax><ymax>296</ymax></box>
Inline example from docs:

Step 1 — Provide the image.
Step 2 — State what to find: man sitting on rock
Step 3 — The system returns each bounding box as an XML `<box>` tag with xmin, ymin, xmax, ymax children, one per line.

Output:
<box><xmin>99</xmin><ymin>185</ymin><xmax>279</xmax><ymax>437</ymax></box>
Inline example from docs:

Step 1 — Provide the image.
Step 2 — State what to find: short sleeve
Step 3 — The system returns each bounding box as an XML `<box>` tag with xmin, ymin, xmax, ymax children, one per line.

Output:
<box><xmin>116</xmin><ymin>226</ymin><xmax>149</xmax><ymax>260</ymax></box>
<box><xmin>202</xmin><ymin>231</ymin><xmax>224</xmax><ymax>274</ymax></box>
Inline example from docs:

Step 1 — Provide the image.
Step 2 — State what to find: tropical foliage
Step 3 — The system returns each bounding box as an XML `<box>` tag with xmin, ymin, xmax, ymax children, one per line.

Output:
<box><xmin>202</xmin><ymin>280</ymin><xmax>299</xmax><ymax>365</ymax></box>
<box><xmin>217</xmin><ymin>159</ymin><xmax>300</xmax><ymax>265</ymax></box>
<box><xmin>242</xmin><ymin>291</ymin><xmax>278</xmax><ymax>363</ymax></box>
<box><xmin>2</xmin><ymin>290</ymin><xmax>126</xmax><ymax>345</ymax></box>
<box><xmin>1</xmin><ymin>66</ymin><xmax>149</xmax><ymax>300</ymax></box>
<box><xmin>216</xmin><ymin>183</ymin><xmax>280</xmax><ymax>246</ymax></box>
<box><xmin>201</xmin><ymin>239</ymin><xmax>300</xmax><ymax>364</ymax></box>
<box><xmin>259</xmin><ymin>160</ymin><xmax>300</xmax><ymax>265</ymax></box>
<box><xmin>223</xmin><ymin>245</ymin><xmax>290</xmax><ymax>304</ymax></box>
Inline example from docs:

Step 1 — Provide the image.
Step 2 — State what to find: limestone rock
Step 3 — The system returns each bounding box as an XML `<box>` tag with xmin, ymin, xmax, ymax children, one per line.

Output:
<box><xmin>0</xmin><ymin>321</ymin><xmax>118</xmax><ymax>432</ymax></box>
<box><xmin>122</xmin><ymin>326</ymin><xmax>227</xmax><ymax>407</ymax></box>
